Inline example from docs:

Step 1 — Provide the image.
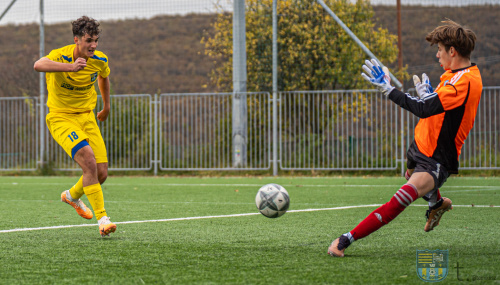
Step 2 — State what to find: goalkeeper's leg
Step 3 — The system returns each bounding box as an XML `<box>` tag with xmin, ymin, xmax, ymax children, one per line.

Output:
<box><xmin>406</xmin><ymin>168</ymin><xmax>448</xmax><ymax>231</ymax></box>
<box><xmin>328</xmin><ymin>172</ymin><xmax>435</xmax><ymax>257</ymax></box>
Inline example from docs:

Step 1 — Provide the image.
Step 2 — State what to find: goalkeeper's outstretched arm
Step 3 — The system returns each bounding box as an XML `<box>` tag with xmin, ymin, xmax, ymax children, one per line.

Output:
<box><xmin>387</xmin><ymin>89</ymin><xmax>443</xmax><ymax>118</ymax></box>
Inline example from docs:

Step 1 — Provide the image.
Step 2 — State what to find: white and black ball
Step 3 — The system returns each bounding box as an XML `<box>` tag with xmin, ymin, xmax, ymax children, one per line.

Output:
<box><xmin>255</xmin><ymin>183</ymin><xmax>290</xmax><ymax>218</ymax></box>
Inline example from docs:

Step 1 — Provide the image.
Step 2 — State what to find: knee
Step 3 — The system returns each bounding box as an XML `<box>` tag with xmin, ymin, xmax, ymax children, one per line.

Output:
<box><xmin>81</xmin><ymin>159</ymin><xmax>97</xmax><ymax>175</ymax></box>
<box><xmin>98</xmin><ymin>171</ymin><xmax>108</xmax><ymax>184</ymax></box>
<box><xmin>75</xmin><ymin>146</ymin><xmax>97</xmax><ymax>175</ymax></box>
<box><xmin>97</xmin><ymin>164</ymin><xmax>108</xmax><ymax>184</ymax></box>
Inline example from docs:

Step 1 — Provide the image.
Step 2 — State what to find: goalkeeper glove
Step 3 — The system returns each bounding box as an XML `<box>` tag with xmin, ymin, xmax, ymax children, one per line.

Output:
<box><xmin>412</xmin><ymin>73</ymin><xmax>434</xmax><ymax>99</ymax></box>
<box><xmin>361</xmin><ymin>59</ymin><xmax>395</xmax><ymax>96</ymax></box>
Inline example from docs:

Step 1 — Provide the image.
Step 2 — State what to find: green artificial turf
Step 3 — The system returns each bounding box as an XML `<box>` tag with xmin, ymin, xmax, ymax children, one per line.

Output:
<box><xmin>0</xmin><ymin>176</ymin><xmax>498</xmax><ymax>284</ymax></box>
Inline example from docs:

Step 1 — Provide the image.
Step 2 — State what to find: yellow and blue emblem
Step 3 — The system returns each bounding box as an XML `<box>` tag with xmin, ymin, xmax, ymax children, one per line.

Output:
<box><xmin>416</xmin><ymin>249</ymin><xmax>449</xmax><ymax>282</ymax></box>
<box><xmin>90</xmin><ymin>72</ymin><xmax>98</xmax><ymax>82</ymax></box>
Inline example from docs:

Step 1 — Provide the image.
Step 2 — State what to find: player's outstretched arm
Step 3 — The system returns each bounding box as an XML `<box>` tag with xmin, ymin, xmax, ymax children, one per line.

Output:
<box><xmin>97</xmin><ymin>75</ymin><xmax>110</xmax><ymax>122</ymax></box>
<box><xmin>360</xmin><ymin>59</ymin><xmax>443</xmax><ymax>118</ymax></box>
<box><xmin>34</xmin><ymin>57</ymin><xmax>86</xmax><ymax>73</ymax></box>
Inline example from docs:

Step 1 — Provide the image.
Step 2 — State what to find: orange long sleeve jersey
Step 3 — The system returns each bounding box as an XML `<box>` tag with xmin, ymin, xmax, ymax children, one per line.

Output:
<box><xmin>388</xmin><ymin>64</ymin><xmax>482</xmax><ymax>173</ymax></box>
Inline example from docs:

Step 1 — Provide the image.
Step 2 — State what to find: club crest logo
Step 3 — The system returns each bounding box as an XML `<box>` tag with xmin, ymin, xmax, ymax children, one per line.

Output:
<box><xmin>416</xmin><ymin>249</ymin><xmax>449</xmax><ymax>282</ymax></box>
<box><xmin>90</xmin><ymin>72</ymin><xmax>98</xmax><ymax>82</ymax></box>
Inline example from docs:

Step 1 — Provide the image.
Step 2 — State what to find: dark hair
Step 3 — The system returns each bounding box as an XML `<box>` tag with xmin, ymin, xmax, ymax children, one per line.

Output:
<box><xmin>425</xmin><ymin>19</ymin><xmax>476</xmax><ymax>59</ymax></box>
<box><xmin>72</xmin><ymin>16</ymin><xmax>101</xmax><ymax>38</ymax></box>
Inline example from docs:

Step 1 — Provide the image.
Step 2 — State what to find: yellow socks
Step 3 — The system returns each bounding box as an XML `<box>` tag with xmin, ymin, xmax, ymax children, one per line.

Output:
<box><xmin>83</xmin><ymin>183</ymin><xmax>107</xmax><ymax>220</ymax></box>
<box><xmin>69</xmin><ymin>176</ymin><xmax>84</xmax><ymax>200</ymax></box>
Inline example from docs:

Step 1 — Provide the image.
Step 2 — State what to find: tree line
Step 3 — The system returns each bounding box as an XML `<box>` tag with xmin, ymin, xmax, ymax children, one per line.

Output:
<box><xmin>0</xmin><ymin>3</ymin><xmax>498</xmax><ymax>99</ymax></box>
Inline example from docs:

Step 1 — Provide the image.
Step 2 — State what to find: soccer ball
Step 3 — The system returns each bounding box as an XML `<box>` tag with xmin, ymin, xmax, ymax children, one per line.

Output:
<box><xmin>255</xmin><ymin>183</ymin><xmax>290</xmax><ymax>218</ymax></box>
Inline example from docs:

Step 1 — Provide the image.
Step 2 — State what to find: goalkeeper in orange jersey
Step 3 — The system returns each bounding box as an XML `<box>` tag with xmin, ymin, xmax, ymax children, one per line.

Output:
<box><xmin>34</xmin><ymin>16</ymin><xmax>116</xmax><ymax>237</ymax></box>
<box><xmin>328</xmin><ymin>20</ymin><xmax>482</xmax><ymax>257</ymax></box>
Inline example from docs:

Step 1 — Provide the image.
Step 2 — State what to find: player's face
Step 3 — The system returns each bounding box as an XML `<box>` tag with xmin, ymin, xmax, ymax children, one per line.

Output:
<box><xmin>436</xmin><ymin>42</ymin><xmax>452</xmax><ymax>70</ymax></box>
<box><xmin>74</xmin><ymin>34</ymin><xmax>99</xmax><ymax>59</ymax></box>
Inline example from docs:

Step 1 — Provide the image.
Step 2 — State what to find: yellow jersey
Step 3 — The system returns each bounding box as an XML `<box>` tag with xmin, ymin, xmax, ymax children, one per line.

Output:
<box><xmin>45</xmin><ymin>44</ymin><xmax>110</xmax><ymax>113</ymax></box>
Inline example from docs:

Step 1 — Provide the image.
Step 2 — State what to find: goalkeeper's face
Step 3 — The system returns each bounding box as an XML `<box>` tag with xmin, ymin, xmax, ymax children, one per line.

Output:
<box><xmin>436</xmin><ymin>42</ymin><xmax>452</xmax><ymax>71</ymax></box>
<box><xmin>74</xmin><ymin>33</ymin><xmax>99</xmax><ymax>59</ymax></box>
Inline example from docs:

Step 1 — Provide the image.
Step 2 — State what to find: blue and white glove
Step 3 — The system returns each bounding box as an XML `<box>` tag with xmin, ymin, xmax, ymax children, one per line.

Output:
<box><xmin>412</xmin><ymin>73</ymin><xmax>434</xmax><ymax>99</ymax></box>
<box><xmin>361</xmin><ymin>59</ymin><xmax>395</xmax><ymax>96</ymax></box>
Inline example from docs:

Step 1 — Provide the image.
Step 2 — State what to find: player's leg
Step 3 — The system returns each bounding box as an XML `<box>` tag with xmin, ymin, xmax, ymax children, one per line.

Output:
<box><xmin>404</xmin><ymin>150</ymin><xmax>446</xmax><ymax>231</ymax></box>
<box><xmin>422</xmin><ymin>188</ymin><xmax>442</xmax><ymax>207</ymax></box>
<box><xmin>406</xmin><ymin>167</ymin><xmax>445</xmax><ymax>226</ymax></box>
<box><xmin>97</xmin><ymin>163</ymin><xmax>108</xmax><ymax>185</ymax></box>
<box><xmin>410</xmin><ymin>172</ymin><xmax>451</xmax><ymax>232</ymax></box>
<box><xmin>82</xmin><ymin>111</ymin><xmax>115</xmax><ymax>236</ymax></box>
<box><xmin>46</xmin><ymin>113</ymin><xmax>93</xmax><ymax>219</ymax></box>
<box><xmin>73</xmin><ymin>146</ymin><xmax>115</xmax><ymax>236</ymax></box>
<box><xmin>328</xmin><ymin>172</ymin><xmax>435</xmax><ymax>257</ymax></box>
<box><xmin>406</xmin><ymin>151</ymin><xmax>450</xmax><ymax>232</ymax></box>
<box><xmin>406</xmin><ymin>168</ymin><xmax>442</xmax><ymax>205</ymax></box>
<box><xmin>69</xmin><ymin>176</ymin><xmax>84</xmax><ymax>199</ymax></box>
<box><xmin>60</xmin><ymin>175</ymin><xmax>93</xmax><ymax>219</ymax></box>
<box><xmin>85</xmin><ymin>111</ymin><xmax>108</xmax><ymax>186</ymax></box>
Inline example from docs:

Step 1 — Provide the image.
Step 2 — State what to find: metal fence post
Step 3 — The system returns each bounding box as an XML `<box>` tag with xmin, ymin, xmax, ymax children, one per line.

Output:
<box><xmin>232</xmin><ymin>0</ymin><xmax>248</xmax><ymax>168</ymax></box>
<box><xmin>272</xmin><ymin>0</ymin><xmax>278</xmax><ymax>176</ymax></box>
<box><xmin>38</xmin><ymin>0</ymin><xmax>45</xmax><ymax>169</ymax></box>
<box><xmin>400</xmin><ymin>89</ymin><xmax>405</xmax><ymax>177</ymax></box>
<box><xmin>154</xmin><ymin>93</ymin><xmax>158</xmax><ymax>175</ymax></box>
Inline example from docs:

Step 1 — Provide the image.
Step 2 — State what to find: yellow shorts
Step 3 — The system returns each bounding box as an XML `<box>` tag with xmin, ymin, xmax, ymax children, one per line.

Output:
<box><xmin>46</xmin><ymin>111</ymin><xmax>108</xmax><ymax>163</ymax></box>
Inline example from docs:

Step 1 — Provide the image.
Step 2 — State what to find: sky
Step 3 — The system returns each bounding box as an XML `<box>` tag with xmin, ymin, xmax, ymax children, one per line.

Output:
<box><xmin>1</xmin><ymin>0</ymin><xmax>498</xmax><ymax>26</ymax></box>
<box><xmin>0</xmin><ymin>0</ymin><xmax>232</xmax><ymax>26</ymax></box>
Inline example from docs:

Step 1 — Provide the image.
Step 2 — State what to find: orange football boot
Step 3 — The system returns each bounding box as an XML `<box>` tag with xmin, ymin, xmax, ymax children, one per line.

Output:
<box><xmin>98</xmin><ymin>216</ymin><xmax>117</xmax><ymax>237</ymax></box>
<box><xmin>61</xmin><ymin>190</ymin><xmax>93</xmax><ymax>219</ymax></box>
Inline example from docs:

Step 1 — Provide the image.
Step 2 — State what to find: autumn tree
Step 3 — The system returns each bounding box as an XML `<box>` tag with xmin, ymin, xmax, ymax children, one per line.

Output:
<box><xmin>203</xmin><ymin>0</ymin><xmax>407</xmax><ymax>92</ymax></box>
<box><xmin>202</xmin><ymin>0</ymin><xmax>409</xmax><ymax>168</ymax></box>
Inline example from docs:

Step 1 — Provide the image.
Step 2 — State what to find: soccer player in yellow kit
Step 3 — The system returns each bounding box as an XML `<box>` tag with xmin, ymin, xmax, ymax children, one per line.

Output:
<box><xmin>34</xmin><ymin>16</ymin><xmax>116</xmax><ymax>237</ymax></box>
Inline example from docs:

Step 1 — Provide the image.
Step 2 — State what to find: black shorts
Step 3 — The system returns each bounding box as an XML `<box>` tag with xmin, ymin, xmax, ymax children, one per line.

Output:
<box><xmin>406</xmin><ymin>141</ymin><xmax>449</xmax><ymax>191</ymax></box>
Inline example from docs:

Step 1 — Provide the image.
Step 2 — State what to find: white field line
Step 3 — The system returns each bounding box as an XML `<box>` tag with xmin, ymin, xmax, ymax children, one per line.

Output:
<box><xmin>0</xmin><ymin>204</ymin><xmax>497</xmax><ymax>234</ymax></box>
<box><xmin>4</xmin><ymin>176</ymin><xmax>500</xmax><ymax>181</ymax></box>
<box><xmin>3</xmin><ymin>182</ymin><xmax>500</xmax><ymax>190</ymax></box>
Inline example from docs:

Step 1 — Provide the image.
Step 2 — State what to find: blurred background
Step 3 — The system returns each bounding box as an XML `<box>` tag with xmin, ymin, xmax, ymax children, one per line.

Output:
<box><xmin>1</xmin><ymin>0</ymin><xmax>499</xmax><ymax>174</ymax></box>
<box><xmin>1</xmin><ymin>0</ymin><xmax>498</xmax><ymax>96</ymax></box>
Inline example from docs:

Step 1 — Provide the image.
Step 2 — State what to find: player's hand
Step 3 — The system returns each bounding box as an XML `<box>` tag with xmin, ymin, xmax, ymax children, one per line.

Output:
<box><xmin>71</xmin><ymin>57</ymin><xmax>87</xmax><ymax>72</ymax></box>
<box><xmin>361</xmin><ymin>59</ymin><xmax>395</xmax><ymax>96</ymax></box>
<box><xmin>97</xmin><ymin>106</ymin><xmax>110</xmax><ymax>121</ymax></box>
<box><xmin>413</xmin><ymin>73</ymin><xmax>434</xmax><ymax>99</ymax></box>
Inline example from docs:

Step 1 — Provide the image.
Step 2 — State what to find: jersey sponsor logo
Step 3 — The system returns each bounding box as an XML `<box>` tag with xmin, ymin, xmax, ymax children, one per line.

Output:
<box><xmin>61</xmin><ymin>82</ymin><xmax>74</xmax><ymax>90</ymax></box>
<box><xmin>60</xmin><ymin>82</ymin><xmax>93</xmax><ymax>91</ymax></box>
<box><xmin>90</xmin><ymin>72</ymin><xmax>98</xmax><ymax>82</ymax></box>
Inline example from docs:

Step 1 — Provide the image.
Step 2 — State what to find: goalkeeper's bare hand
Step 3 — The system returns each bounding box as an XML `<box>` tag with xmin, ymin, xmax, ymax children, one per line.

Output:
<box><xmin>413</xmin><ymin>73</ymin><xmax>435</xmax><ymax>99</ymax></box>
<box><xmin>361</xmin><ymin>59</ymin><xmax>395</xmax><ymax>96</ymax></box>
